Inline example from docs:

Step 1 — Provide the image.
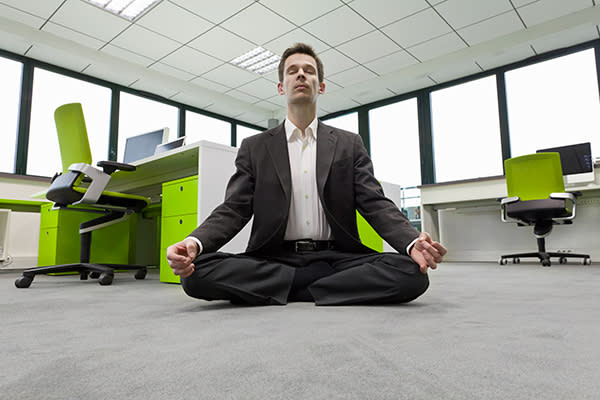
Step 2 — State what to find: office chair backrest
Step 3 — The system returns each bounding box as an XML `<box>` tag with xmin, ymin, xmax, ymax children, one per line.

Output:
<box><xmin>504</xmin><ymin>153</ymin><xmax>565</xmax><ymax>201</ymax></box>
<box><xmin>54</xmin><ymin>103</ymin><xmax>92</xmax><ymax>174</ymax></box>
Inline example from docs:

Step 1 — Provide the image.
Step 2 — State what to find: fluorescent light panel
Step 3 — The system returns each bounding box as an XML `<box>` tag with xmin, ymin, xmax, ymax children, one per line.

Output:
<box><xmin>231</xmin><ymin>47</ymin><xmax>280</xmax><ymax>75</ymax></box>
<box><xmin>84</xmin><ymin>0</ymin><xmax>161</xmax><ymax>21</ymax></box>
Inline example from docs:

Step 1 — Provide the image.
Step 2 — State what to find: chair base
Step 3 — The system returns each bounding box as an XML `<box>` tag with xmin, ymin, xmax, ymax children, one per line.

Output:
<box><xmin>15</xmin><ymin>263</ymin><xmax>147</xmax><ymax>288</ymax></box>
<box><xmin>499</xmin><ymin>252</ymin><xmax>591</xmax><ymax>267</ymax></box>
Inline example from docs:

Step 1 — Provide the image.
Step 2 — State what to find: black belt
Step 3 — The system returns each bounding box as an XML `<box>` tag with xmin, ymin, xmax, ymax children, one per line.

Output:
<box><xmin>282</xmin><ymin>240</ymin><xmax>335</xmax><ymax>252</ymax></box>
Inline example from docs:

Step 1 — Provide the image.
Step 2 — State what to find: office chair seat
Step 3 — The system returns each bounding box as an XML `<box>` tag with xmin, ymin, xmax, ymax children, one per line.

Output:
<box><xmin>505</xmin><ymin>198</ymin><xmax>571</xmax><ymax>224</ymax></box>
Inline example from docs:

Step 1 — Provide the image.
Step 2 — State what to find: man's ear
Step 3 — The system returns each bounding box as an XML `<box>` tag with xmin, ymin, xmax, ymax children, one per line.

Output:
<box><xmin>318</xmin><ymin>82</ymin><xmax>325</xmax><ymax>94</ymax></box>
<box><xmin>277</xmin><ymin>82</ymin><xmax>285</xmax><ymax>95</ymax></box>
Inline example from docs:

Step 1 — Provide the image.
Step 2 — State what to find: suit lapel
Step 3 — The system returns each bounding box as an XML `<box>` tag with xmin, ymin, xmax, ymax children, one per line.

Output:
<box><xmin>266</xmin><ymin>124</ymin><xmax>291</xmax><ymax>201</ymax></box>
<box><xmin>316</xmin><ymin>121</ymin><xmax>337</xmax><ymax>195</ymax></box>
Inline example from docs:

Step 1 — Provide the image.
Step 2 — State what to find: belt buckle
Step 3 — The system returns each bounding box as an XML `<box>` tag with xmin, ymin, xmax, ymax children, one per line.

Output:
<box><xmin>295</xmin><ymin>240</ymin><xmax>316</xmax><ymax>252</ymax></box>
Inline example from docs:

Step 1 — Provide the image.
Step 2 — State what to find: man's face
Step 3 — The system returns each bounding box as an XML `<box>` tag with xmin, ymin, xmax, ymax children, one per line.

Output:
<box><xmin>277</xmin><ymin>53</ymin><xmax>325</xmax><ymax>105</ymax></box>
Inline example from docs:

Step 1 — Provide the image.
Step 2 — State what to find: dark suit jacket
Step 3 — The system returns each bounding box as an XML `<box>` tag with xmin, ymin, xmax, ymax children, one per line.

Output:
<box><xmin>189</xmin><ymin>121</ymin><xmax>420</xmax><ymax>255</ymax></box>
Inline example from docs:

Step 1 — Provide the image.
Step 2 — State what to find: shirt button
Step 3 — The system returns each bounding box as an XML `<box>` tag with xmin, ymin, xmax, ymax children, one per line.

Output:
<box><xmin>306</xmin><ymin>220</ymin><xmax>310</xmax><ymax>225</ymax></box>
<box><xmin>305</xmin><ymin>194</ymin><xmax>309</xmax><ymax>199</ymax></box>
<box><xmin>304</xmin><ymin>170</ymin><xmax>308</xmax><ymax>174</ymax></box>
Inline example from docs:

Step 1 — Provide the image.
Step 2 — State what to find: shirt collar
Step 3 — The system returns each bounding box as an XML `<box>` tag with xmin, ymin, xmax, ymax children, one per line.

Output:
<box><xmin>285</xmin><ymin>117</ymin><xmax>318</xmax><ymax>142</ymax></box>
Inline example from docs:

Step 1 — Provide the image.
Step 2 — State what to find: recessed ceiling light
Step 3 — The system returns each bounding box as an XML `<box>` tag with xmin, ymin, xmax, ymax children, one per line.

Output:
<box><xmin>231</xmin><ymin>47</ymin><xmax>280</xmax><ymax>75</ymax></box>
<box><xmin>83</xmin><ymin>0</ymin><xmax>162</xmax><ymax>21</ymax></box>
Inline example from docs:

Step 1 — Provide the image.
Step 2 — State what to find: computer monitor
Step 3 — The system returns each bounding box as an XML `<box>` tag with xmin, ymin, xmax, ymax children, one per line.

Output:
<box><xmin>155</xmin><ymin>136</ymin><xmax>186</xmax><ymax>155</ymax></box>
<box><xmin>536</xmin><ymin>142</ymin><xmax>594</xmax><ymax>185</ymax></box>
<box><xmin>122</xmin><ymin>127</ymin><xmax>169</xmax><ymax>164</ymax></box>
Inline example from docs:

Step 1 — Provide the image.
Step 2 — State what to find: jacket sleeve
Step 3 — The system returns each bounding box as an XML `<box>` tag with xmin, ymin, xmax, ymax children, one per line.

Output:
<box><xmin>352</xmin><ymin>134</ymin><xmax>420</xmax><ymax>255</ymax></box>
<box><xmin>187</xmin><ymin>139</ymin><xmax>254</xmax><ymax>253</ymax></box>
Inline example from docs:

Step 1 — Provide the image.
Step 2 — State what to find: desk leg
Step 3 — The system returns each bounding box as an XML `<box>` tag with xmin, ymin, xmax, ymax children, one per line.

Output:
<box><xmin>421</xmin><ymin>205</ymin><xmax>440</xmax><ymax>243</ymax></box>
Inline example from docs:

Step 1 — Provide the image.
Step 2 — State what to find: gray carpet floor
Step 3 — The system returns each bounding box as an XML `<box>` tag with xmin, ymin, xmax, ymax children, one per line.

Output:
<box><xmin>1</xmin><ymin>262</ymin><xmax>599</xmax><ymax>400</ymax></box>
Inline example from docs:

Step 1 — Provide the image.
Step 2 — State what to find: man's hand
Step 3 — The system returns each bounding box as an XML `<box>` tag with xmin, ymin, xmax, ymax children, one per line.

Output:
<box><xmin>166</xmin><ymin>238</ymin><xmax>199</xmax><ymax>278</ymax></box>
<box><xmin>409</xmin><ymin>232</ymin><xmax>447</xmax><ymax>274</ymax></box>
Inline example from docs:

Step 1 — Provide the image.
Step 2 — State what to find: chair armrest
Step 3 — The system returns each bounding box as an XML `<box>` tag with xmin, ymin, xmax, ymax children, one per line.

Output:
<box><xmin>97</xmin><ymin>160</ymin><xmax>136</xmax><ymax>175</ymax></box>
<box><xmin>499</xmin><ymin>196</ymin><xmax>520</xmax><ymax>223</ymax></box>
<box><xmin>68</xmin><ymin>163</ymin><xmax>111</xmax><ymax>205</ymax></box>
<box><xmin>550</xmin><ymin>192</ymin><xmax>577</xmax><ymax>221</ymax></box>
<box><xmin>500</xmin><ymin>196</ymin><xmax>519</xmax><ymax>205</ymax></box>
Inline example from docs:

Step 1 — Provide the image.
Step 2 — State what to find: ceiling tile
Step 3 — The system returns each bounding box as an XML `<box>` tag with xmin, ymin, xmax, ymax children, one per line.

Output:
<box><xmin>475</xmin><ymin>43</ymin><xmax>536</xmax><ymax>70</ymax></box>
<box><xmin>83</xmin><ymin>62</ymin><xmax>141</xmax><ymax>87</ymax></box>
<box><xmin>170</xmin><ymin>0</ymin><xmax>254</xmax><ymax>24</ymax></box>
<box><xmin>0</xmin><ymin>0</ymin><xmax>64</xmax><ymax>19</ymax></box>
<box><xmin>346</xmin><ymin>86</ymin><xmax>396</xmax><ymax>104</ymax></box>
<box><xmin>530</xmin><ymin>25</ymin><xmax>598</xmax><ymax>54</ymax></box>
<box><xmin>317</xmin><ymin>91</ymin><xmax>361</xmax><ymax>113</ymax></box>
<box><xmin>110</xmin><ymin>25</ymin><xmax>180</xmax><ymax>61</ymax></box>
<box><xmin>190</xmin><ymin>76</ymin><xmax>231</xmax><ymax>93</ymax></box>
<box><xmin>27</xmin><ymin>44</ymin><xmax>90</xmax><ymax>72</ymax></box>
<box><xmin>458</xmin><ymin>11</ymin><xmax>524</xmax><ymax>46</ymax></box>
<box><xmin>235</xmin><ymin>110</ymin><xmax>269</xmax><ymax>125</ymax></box>
<box><xmin>0</xmin><ymin>3</ymin><xmax>45</xmax><ymax>29</ymax></box>
<box><xmin>363</xmin><ymin>50</ymin><xmax>419</xmax><ymax>75</ymax></box>
<box><xmin>50</xmin><ymin>0</ymin><xmax>130</xmax><ymax>42</ymax></box>
<box><xmin>259</xmin><ymin>0</ymin><xmax>343</xmax><ymax>26</ymax></box>
<box><xmin>201</xmin><ymin>63</ymin><xmax>258</xmax><ymax>88</ymax></box>
<box><xmin>136</xmin><ymin>1</ymin><xmax>214</xmax><ymax>44</ymax></box>
<box><xmin>226</xmin><ymin>89</ymin><xmax>261</xmax><ymax>104</ymax></box>
<box><xmin>303</xmin><ymin>6</ymin><xmax>375</xmax><ymax>47</ymax></box>
<box><xmin>319</xmin><ymin>48</ymin><xmax>359</xmax><ymax>76</ymax></box>
<box><xmin>388</xmin><ymin>75</ymin><xmax>436</xmax><ymax>95</ymax></box>
<box><xmin>266</xmin><ymin>94</ymin><xmax>287</xmax><ymax>107</ymax></box>
<box><xmin>382</xmin><ymin>8</ymin><xmax>452</xmax><ymax>48</ymax></box>
<box><xmin>429</xmin><ymin>60</ymin><xmax>482</xmax><ymax>83</ymax></box>
<box><xmin>170</xmin><ymin>91</ymin><xmax>213</xmax><ymax>109</ymax></box>
<box><xmin>188</xmin><ymin>26</ymin><xmax>254</xmax><ymax>62</ymax></box>
<box><xmin>328</xmin><ymin>65</ymin><xmax>377</xmax><ymax>87</ymax></box>
<box><xmin>100</xmin><ymin>44</ymin><xmax>154</xmax><ymax>67</ymax></box>
<box><xmin>42</xmin><ymin>22</ymin><xmax>104</xmax><ymax>50</ymax></box>
<box><xmin>348</xmin><ymin>0</ymin><xmax>430</xmax><ymax>27</ymax></box>
<box><xmin>511</xmin><ymin>0</ymin><xmax>540</xmax><ymax>6</ymax></box>
<box><xmin>324</xmin><ymin>79</ymin><xmax>343</xmax><ymax>92</ymax></box>
<box><xmin>337</xmin><ymin>31</ymin><xmax>402</xmax><ymax>64</ymax></box>
<box><xmin>237</xmin><ymin>78</ymin><xmax>278</xmax><ymax>99</ymax></box>
<box><xmin>435</xmin><ymin>0</ymin><xmax>513</xmax><ymax>29</ymax></box>
<box><xmin>130</xmin><ymin>78</ymin><xmax>179</xmax><ymax>99</ymax></box>
<box><xmin>0</xmin><ymin>30</ymin><xmax>32</xmax><ymax>54</ymax></box>
<box><xmin>253</xmin><ymin>100</ymin><xmax>282</xmax><ymax>112</ymax></box>
<box><xmin>221</xmin><ymin>3</ymin><xmax>295</xmax><ymax>45</ymax></box>
<box><xmin>205</xmin><ymin>102</ymin><xmax>244</xmax><ymax>119</ymax></box>
<box><xmin>149</xmin><ymin>62</ymin><xmax>195</xmax><ymax>81</ymax></box>
<box><xmin>263</xmin><ymin>28</ymin><xmax>330</xmax><ymax>57</ymax></box>
<box><xmin>161</xmin><ymin>46</ymin><xmax>223</xmax><ymax>76</ymax></box>
<box><xmin>517</xmin><ymin>0</ymin><xmax>592</xmax><ymax>27</ymax></box>
<box><xmin>408</xmin><ymin>32</ymin><xmax>467</xmax><ymax>62</ymax></box>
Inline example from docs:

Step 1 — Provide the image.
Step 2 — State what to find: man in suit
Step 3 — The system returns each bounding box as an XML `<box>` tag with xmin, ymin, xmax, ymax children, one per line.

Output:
<box><xmin>166</xmin><ymin>43</ymin><xmax>446</xmax><ymax>306</ymax></box>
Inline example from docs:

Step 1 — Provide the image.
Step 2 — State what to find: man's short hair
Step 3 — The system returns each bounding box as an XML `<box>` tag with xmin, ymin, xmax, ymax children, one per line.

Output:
<box><xmin>278</xmin><ymin>43</ymin><xmax>324</xmax><ymax>84</ymax></box>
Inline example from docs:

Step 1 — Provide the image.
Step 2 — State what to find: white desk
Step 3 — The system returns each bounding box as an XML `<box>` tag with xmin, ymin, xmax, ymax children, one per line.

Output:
<box><xmin>110</xmin><ymin>140</ymin><xmax>251</xmax><ymax>254</ymax></box>
<box><xmin>420</xmin><ymin>170</ymin><xmax>600</xmax><ymax>262</ymax></box>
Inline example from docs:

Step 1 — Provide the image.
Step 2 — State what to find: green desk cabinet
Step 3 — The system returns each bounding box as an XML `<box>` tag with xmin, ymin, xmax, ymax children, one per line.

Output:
<box><xmin>160</xmin><ymin>176</ymin><xmax>198</xmax><ymax>283</ymax></box>
<box><xmin>38</xmin><ymin>203</ymin><xmax>136</xmax><ymax>267</ymax></box>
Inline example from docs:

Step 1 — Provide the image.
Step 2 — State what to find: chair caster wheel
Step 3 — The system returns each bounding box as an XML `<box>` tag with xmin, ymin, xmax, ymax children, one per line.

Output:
<box><xmin>542</xmin><ymin>259</ymin><xmax>551</xmax><ymax>267</ymax></box>
<box><xmin>89</xmin><ymin>272</ymin><xmax>101</xmax><ymax>279</ymax></box>
<box><xmin>559</xmin><ymin>257</ymin><xmax>567</xmax><ymax>264</ymax></box>
<box><xmin>513</xmin><ymin>258</ymin><xmax>520</xmax><ymax>264</ymax></box>
<box><xmin>15</xmin><ymin>275</ymin><xmax>33</xmax><ymax>288</ymax></box>
<box><xmin>98</xmin><ymin>273</ymin><xmax>114</xmax><ymax>285</ymax></box>
<box><xmin>498</xmin><ymin>258</ymin><xmax>508</xmax><ymax>265</ymax></box>
<box><xmin>134</xmin><ymin>268</ymin><xmax>147</xmax><ymax>280</ymax></box>
<box><xmin>583</xmin><ymin>258</ymin><xmax>592</xmax><ymax>265</ymax></box>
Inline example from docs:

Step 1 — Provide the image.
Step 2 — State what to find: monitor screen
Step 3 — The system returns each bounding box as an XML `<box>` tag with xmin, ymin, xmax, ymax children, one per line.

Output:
<box><xmin>536</xmin><ymin>142</ymin><xmax>593</xmax><ymax>175</ymax></box>
<box><xmin>155</xmin><ymin>136</ymin><xmax>186</xmax><ymax>155</ymax></box>
<box><xmin>122</xmin><ymin>128</ymin><xmax>169</xmax><ymax>164</ymax></box>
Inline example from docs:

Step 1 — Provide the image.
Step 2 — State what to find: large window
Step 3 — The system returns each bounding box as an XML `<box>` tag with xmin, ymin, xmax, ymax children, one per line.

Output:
<box><xmin>322</xmin><ymin>112</ymin><xmax>358</xmax><ymax>133</ymax></box>
<box><xmin>28</xmin><ymin>68</ymin><xmax>112</xmax><ymax>176</ymax></box>
<box><xmin>506</xmin><ymin>49</ymin><xmax>600</xmax><ymax>158</ymax></box>
<box><xmin>431</xmin><ymin>75</ymin><xmax>503</xmax><ymax>183</ymax></box>
<box><xmin>185</xmin><ymin>111</ymin><xmax>231</xmax><ymax>146</ymax></box>
<box><xmin>118</xmin><ymin>92</ymin><xmax>178</xmax><ymax>162</ymax></box>
<box><xmin>369</xmin><ymin>99</ymin><xmax>421</xmax><ymax>188</ymax></box>
<box><xmin>0</xmin><ymin>57</ymin><xmax>22</xmax><ymax>174</ymax></box>
<box><xmin>236</xmin><ymin>125</ymin><xmax>262</xmax><ymax>147</ymax></box>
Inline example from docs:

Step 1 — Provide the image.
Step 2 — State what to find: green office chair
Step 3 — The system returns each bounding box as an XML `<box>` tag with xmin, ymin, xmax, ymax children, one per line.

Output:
<box><xmin>499</xmin><ymin>152</ymin><xmax>591</xmax><ymax>267</ymax></box>
<box><xmin>15</xmin><ymin>103</ymin><xmax>150</xmax><ymax>288</ymax></box>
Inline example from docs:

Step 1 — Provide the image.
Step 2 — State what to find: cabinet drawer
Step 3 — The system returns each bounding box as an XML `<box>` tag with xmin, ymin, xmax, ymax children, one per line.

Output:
<box><xmin>40</xmin><ymin>204</ymin><xmax>59</xmax><ymax>229</ymax></box>
<box><xmin>160</xmin><ymin>214</ymin><xmax>198</xmax><ymax>248</ymax></box>
<box><xmin>38</xmin><ymin>227</ymin><xmax>58</xmax><ymax>266</ymax></box>
<box><xmin>162</xmin><ymin>177</ymin><xmax>198</xmax><ymax>217</ymax></box>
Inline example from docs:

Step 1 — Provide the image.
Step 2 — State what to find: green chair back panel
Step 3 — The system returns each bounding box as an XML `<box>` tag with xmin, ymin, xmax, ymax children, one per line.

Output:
<box><xmin>504</xmin><ymin>153</ymin><xmax>564</xmax><ymax>201</ymax></box>
<box><xmin>54</xmin><ymin>103</ymin><xmax>92</xmax><ymax>173</ymax></box>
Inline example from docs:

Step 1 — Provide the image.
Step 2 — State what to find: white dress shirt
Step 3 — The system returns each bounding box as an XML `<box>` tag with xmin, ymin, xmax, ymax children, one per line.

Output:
<box><xmin>283</xmin><ymin>117</ymin><xmax>332</xmax><ymax>241</ymax></box>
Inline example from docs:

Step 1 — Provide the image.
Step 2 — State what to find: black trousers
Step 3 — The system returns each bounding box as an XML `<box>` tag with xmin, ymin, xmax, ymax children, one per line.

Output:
<box><xmin>181</xmin><ymin>248</ymin><xmax>429</xmax><ymax>306</ymax></box>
